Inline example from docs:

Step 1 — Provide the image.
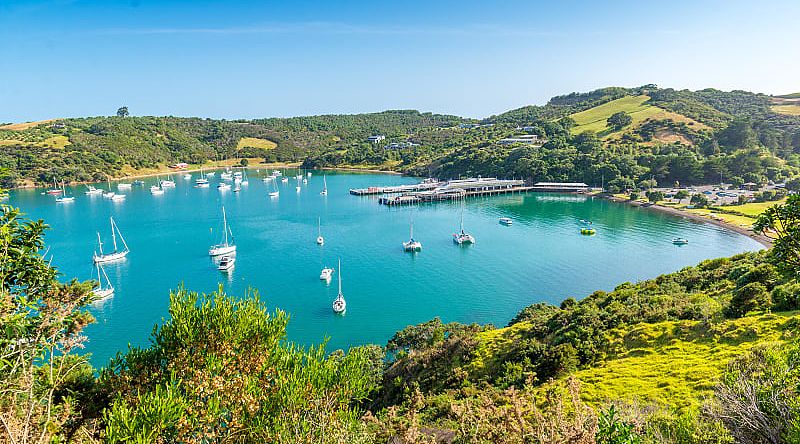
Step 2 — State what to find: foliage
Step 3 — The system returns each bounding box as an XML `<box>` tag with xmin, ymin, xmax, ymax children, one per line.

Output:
<box><xmin>101</xmin><ymin>286</ymin><xmax>379</xmax><ymax>442</ymax></box>
<box><xmin>755</xmin><ymin>194</ymin><xmax>800</xmax><ymax>278</ymax></box>
<box><xmin>116</xmin><ymin>107</ymin><xmax>129</xmax><ymax>118</ymax></box>
<box><xmin>706</xmin><ymin>341</ymin><xmax>800</xmax><ymax>443</ymax></box>
<box><xmin>0</xmin><ymin>202</ymin><xmax>98</xmax><ymax>443</ymax></box>
<box><xmin>596</xmin><ymin>405</ymin><xmax>641</xmax><ymax>444</ymax></box>
<box><xmin>608</xmin><ymin>112</ymin><xmax>633</xmax><ymax>131</ymax></box>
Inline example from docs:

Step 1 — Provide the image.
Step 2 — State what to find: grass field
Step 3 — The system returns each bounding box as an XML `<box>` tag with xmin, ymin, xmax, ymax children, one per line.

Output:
<box><xmin>571</xmin><ymin>313</ymin><xmax>797</xmax><ymax>410</ymax></box>
<box><xmin>0</xmin><ymin>135</ymin><xmax>70</xmax><ymax>148</ymax></box>
<box><xmin>771</xmin><ymin>104</ymin><xmax>800</xmax><ymax>116</ymax></box>
<box><xmin>569</xmin><ymin>95</ymin><xmax>708</xmax><ymax>137</ymax></box>
<box><xmin>0</xmin><ymin>119</ymin><xmax>55</xmax><ymax>131</ymax></box>
<box><xmin>237</xmin><ymin>137</ymin><xmax>277</xmax><ymax>150</ymax></box>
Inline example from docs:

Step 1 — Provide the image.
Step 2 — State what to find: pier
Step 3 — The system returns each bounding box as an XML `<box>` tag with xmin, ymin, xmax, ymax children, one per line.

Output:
<box><xmin>373</xmin><ymin>178</ymin><xmax>531</xmax><ymax>205</ymax></box>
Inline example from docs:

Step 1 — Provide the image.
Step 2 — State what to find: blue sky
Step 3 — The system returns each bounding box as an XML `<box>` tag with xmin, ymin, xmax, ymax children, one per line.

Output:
<box><xmin>1</xmin><ymin>0</ymin><xmax>798</xmax><ymax>122</ymax></box>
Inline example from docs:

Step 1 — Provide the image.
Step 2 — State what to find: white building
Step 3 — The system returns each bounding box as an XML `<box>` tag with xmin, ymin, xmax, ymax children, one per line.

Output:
<box><xmin>367</xmin><ymin>135</ymin><xmax>386</xmax><ymax>143</ymax></box>
<box><xmin>498</xmin><ymin>134</ymin><xmax>543</xmax><ymax>145</ymax></box>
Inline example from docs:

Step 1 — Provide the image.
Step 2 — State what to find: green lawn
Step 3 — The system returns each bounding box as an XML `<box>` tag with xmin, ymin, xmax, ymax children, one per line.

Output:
<box><xmin>237</xmin><ymin>137</ymin><xmax>277</xmax><ymax>150</ymax></box>
<box><xmin>569</xmin><ymin>95</ymin><xmax>708</xmax><ymax>137</ymax></box>
<box><xmin>771</xmin><ymin>104</ymin><xmax>800</xmax><ymax>116</ymax></box>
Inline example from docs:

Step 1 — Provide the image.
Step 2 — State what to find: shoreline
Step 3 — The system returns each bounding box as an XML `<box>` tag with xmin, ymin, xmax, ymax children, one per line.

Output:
<box><xmin>604</xmin><ymin>194</ymin><xmax>773</xmax><ymax>248</ymax></box>
<box><xmin>10</xmin><ymin>163</ymin><xmax>403</xmax><ymax>190</ymax></box>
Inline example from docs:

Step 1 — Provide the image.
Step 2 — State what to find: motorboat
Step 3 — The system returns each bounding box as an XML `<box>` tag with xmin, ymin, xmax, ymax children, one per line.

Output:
<box><xmin>672</xmin><ymin>238</ymin><xmax>689</xmax><ymax>245</ymax></box>
<box><xmin>499</xmin><ymin>217</ymin><xmax>513</xmax><ymax>225</ymax></box>
<box><xmin>218</xmin><ymin>255</ymin><xmax>235</xmax><ymax>271</ymax></box>
<box><xmin>320</xmin><ymin>267</ymin><xmax>334</xmax><ymax>280</ymax></box>
<box><xmin>117</xmin><ymin>183</ymin><xmax>132</xmax><ymax>190</ymax></box>
<box><xmin>150</xmin><ymin>185</ymin><xmax>164</xmax><ymax>195</ymax></box>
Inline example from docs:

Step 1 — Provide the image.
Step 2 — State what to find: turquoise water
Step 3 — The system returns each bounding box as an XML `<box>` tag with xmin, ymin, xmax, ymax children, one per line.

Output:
<box><xmin>8</xmin><ymin>171</ymin><xmax>763</xmax><ymax>367</ymax></box>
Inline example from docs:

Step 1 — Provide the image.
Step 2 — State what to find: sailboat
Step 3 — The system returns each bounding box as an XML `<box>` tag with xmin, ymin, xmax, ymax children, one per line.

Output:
<box><xmin>332</xmin><ymin>259</ymin><xmax>346</xmax><ymax>314</ymax></box>
<box><xmin>269</xmin><ymin>180</ymin><xmax>280</xmax><ymax>198</ymax></box>
<box><xmin>93</xmin><ymin>217</ymin><xmax>130</xmax><ymax>263</ymax></box>
<box><xmin>103</xmin><ymin>178</ymin><xmax>116</xmax><ymax>198</ymax></box>
<box><xmin>91</xmin><ymin>262</ymin><xmax>114</xmax><ymax>300</ymax></box>
<box><xmin>320</xmin><ymin>175</ymin><xmax>328</xmax><ymax>196</ymax></box>
<box><xmin>296</xmin><ymin>176</ymin><xmax>302</xmax><ymax>193</ymax></box>
<box><xmin>316</xmin><ymin>217</ymin><xmax>324</xmax><ymax>245</ymax></box>
<box><xmin>195</xmin><ymin>168</ymin><xmax>210</xmax><ymax>187</ymax></box>
<box><xmin>452</xmin><ymin>204</ymin><xmax>475</xmax><ymax>244</ymax></box>
<box><xmin>239</xmin><ymin>170</ymin><xmax>249</xmax><ymax>186</ymax></box>
<box><xmin>160</xmin><ymin>174</ymin><xmax>176</xmax><ymax>187</ymax></box>
<box><xmin>150</xmin><ymin>184</ymin><xmax>165</xmax><ymax>195</ymax></box>
<box><xmin>403</xmin><ymin>218</ymin><xmax>422</xmax><ymax>252</ymax></box>
<box><xmin>55</xmin><ymin>181</ymin><xmax>75</xmax><ymax>203</ymax></box>
<box><xmin>208</xmin><ymin>207</ymin><xmax>236</xmax><ymax>256</ymax></box>
<box><xmin>85</xmin><ymin>185</ymin><xmax>103</xmax><ymax>195</ymax></box>
<box><xmin>46</xmin><ymin>178</ymin><xmax>62</xmax><ymax>195</ymax></box>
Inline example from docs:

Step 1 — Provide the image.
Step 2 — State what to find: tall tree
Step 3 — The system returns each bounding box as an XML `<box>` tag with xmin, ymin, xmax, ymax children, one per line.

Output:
<box><xmin>755</xmin><ymin>194</ymin><xmax>800</xmax><ymax>278</ymax></box>
<box><xmin>116</xmin><ymin>106</ymin><xmax>129</xmax><ymax>117</ymax></box>
<box><xmin>607</xmin><ymin>112</ymin><xmax>632</xmax><ymax>130</ymax></box>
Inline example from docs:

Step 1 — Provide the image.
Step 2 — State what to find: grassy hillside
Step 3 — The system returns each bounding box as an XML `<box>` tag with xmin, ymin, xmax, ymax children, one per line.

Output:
<box><xmin>568</xmin><ymin>94</ymin><xmax>708</xmax><ymax>138</ymax></box>
<box><xmin>772</xmin><ymin>104</ymin><xmax>800</xmax><ymax>116</ymax></box>
<box><xmin>237</xmin><ymin>136</ymin><xmax>277</xmax><ymax>150</ymax></box>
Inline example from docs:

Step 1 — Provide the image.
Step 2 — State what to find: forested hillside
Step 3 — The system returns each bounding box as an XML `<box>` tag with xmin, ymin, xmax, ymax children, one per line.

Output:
<box><xmin>2</xmin><ymin>86</ymin><xmax>800</xmax><ymax>191</ymax></box>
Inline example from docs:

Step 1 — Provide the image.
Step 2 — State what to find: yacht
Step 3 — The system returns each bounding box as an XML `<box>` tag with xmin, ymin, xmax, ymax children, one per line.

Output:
<box><xmin>499</xmin><ymin>217</ymin><xmax>513</xmax><ymax>225</ymax></box>
<box><xmin>316</xmin><ymin>217</ymin><xmax>324</xmax><ymax>245</ymax></box>
<box><xmin>217</xmin><ymin>182</ymin><xmax>231</xmax><ymax>191</ymax></box>
<box><xmin>150</xmin><ymin>185</ymin><xmax>164</xmax><ymax>195</ymax></box>
<box><xmin>103</xmin><ymin>191</ymin><xmax>116</xmax><ymax>199</ymax></box>
<box><xmin>208</xmin><ymin>207</ymin><xmax>237</xmax><ymax>256</ymax></box>
<box><xmin>111</xmin><ymin>194</ymin><xmax>127</xmax><ymax>201</ymax></box>
<box><xmin>403</xmin><ymin>220</ymin><xmax>422</xmax><ymax>252</ymax></box>
<box><xmin>206</xmin><ymin>171</ymin><xmax>216</xmax><ymax>178</ymax></box>
<box><xmin>320</xmin><ymin>266</ymin><xmax>334</xmax><ymax>280</ymax></box>
<box><xmin>132</xmin><ymin>180</ymin><xmax>145</xmax><ymax>186</ymax></box>
<box><xmin>55</xmin><ymin>181</ymin><xmax>74</xmax><ymax>203</ymax></box>
<box><xmin>195</xmin><ymin>169</ymin><xmax>210</xmax><ymax>187</ymax></box>
<box><xmin>91</xmin><ymin>262</ymin><xmax>114</xmax><ymax>300</ymax></box>
<box><xmin>220</xmin><ymin>171</ymin><xmax>233</xmax><ymax>180</ymax></box>
<box><xmin>117</xmin><ymin>183</ymin><xmax>132</xmax><ymax>190</ymax></box>
<box><xmin>85</xmin><ymin>185</ymin><xmax>103</xmax><ymax>195</ymax></box>
<box><xmin>183</xmin><ymin>173</ymin><xmax>192</xmax><ymax>180</ymax></box>
<box><xmin>281</xmin><ymin>177</ymin><xmax>289</xmax><ymax>183</ymax></box>
<box><xmin>320</xmin><ymin>176</ymin><xmax>328</xmax><ymax>196</ymax></box>
<box><xmin>46</xmin><ymin>178</ymin><xmax>62</xmax><ymax>195</ymax></box>
<box><xmin>332</xmin><ymin>259</ymin><xmax>346</xmax><ymax>314</ymax></box>
<box><xmin>217</xmin><ymin>255</ymin><xmax>235</xmax><ymax>271</ymax></box>
<box><xmin>160</xmin><ymin>176</ymin><xmax>176</xmax><ymax>187</ymax></box>
<box><xmin>452</xmin><ymin>205</ymin><xmax>475</xmax><ymax>244</ymax></box>
<box><xmin>93</xmin><ymin>217</ymin><xmax>130</xmax><ymax>263</ymax></box>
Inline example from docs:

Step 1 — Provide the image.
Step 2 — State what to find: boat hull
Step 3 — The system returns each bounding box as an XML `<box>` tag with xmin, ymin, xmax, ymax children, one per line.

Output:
<box><xmin>209</xmin><ymin>245</ymin><xmax>236</xmax><ymax>256</ymax></box>
<box><xmin>93</xmin><ymin>251</ymin><xmax>128</xmax><ymax>263</ymax></box>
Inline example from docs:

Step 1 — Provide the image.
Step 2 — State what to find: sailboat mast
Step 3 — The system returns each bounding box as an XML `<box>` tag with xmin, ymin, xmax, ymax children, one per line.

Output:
<box><xmin>318</xmin><ymin>217</ymin><xmax>321</xmax><ymax>236</ymax></box>
<box><xmin>97</xmin><ymin>232</ymin><xmax>104</xmax><ymax>255</ymax></box>
<box><xmin>110</xmin><ymin>217</ymin><xmax>118</xmax><ymax>251</ymax></box>
<box><xmin>338</xmin><ymin>259</ymin><xmax>342</xmax><ymax>295</ymax></box>
<box><xmin>222</xmin><ymin>207</ymin><xmax>228</xmax><ymax>246</ymax></box>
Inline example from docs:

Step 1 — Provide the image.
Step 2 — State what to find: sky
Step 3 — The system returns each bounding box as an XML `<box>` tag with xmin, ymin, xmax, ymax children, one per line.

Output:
<box><xmin>1</xmin><ymin>0</ymin><xmax>799</xmax><ymax>122</ymax></box>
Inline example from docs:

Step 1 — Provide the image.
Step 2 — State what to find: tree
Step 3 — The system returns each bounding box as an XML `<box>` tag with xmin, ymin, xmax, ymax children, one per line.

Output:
<box><xmin>116</xmin><ymin>106</ymin><xmax>129</xmax><ymax>117</ymax></box>
<box><xmin>0</xmin><ymin>202</ymin><xmax>97</xmax><ymax>442</ymax></box>
<box><xmin>726</xmin><ymin>282</ymin><xmax>770</xmax><ymax>318</ymax></box>
<box><xmin>755</xmin><ymin>194</ymin><xmax>800</xmax><ymax>278</ymax></box>
<box><xmin>240</xmin><ymin>158</ymin><xmax>249</xmax><ymax>167</ymax></box>
<box><xmin>690</xmin><ymin>194</ymin><xmax>709</xmax><ymax>208</ymax></box>
<box><xmin>675</xmin><ymin>190</ymin><xmax>690</xmax><ymax>201</ymax></box>
<box><xmin>607</xmin><ymin>112</ymin><xmax>632</xmax><ymax>131</ymax></box>
<box><xmin>646</xmin><ymin>191</ymin><xmax>664</xmax><ymax>203</ymax></box>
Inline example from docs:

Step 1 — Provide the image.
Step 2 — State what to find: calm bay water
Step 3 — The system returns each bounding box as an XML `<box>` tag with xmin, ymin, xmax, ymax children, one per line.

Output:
<box><xmin>8</xmin><ymin>171</ymin><xmax>763</xmax><ymax>367</ymax></box>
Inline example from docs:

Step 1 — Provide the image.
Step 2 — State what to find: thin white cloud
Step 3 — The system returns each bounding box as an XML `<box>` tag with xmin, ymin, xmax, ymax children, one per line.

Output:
<box><xmin>96</xmin><ymin>21</ymin><xmax>562</xmax><ymax>37</ymax></box>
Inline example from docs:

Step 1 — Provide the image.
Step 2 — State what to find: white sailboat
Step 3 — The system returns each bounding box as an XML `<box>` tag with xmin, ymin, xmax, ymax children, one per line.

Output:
<box><xmin>150</xmin><ymin>184</ymin><xmax>164</xmax><ymax>195</ymax></box>
<box><xmin>117</xmin><ymin>182</ymin><xmax>132</xmax><ymax>190</ymax></box>
<box><xmin>160</xmin><ymin>174</ymin><xmax>176</xmax><ymax>187</ymax></box>
<box><xmin>91</xmin><ymin>262</ymin><xmax>114</xmax><ymax>300</ymax></box>
<box><xmin>332</xmin><ymin>259</ymin><xmax>346</xmax><ymax>314</ymax></box>
<box><xmin>195</xmin><ymin>168</ymin><xmax>210</xmax><ymax>187</ymax></box>
<box><xmin>93</xmin><ymin>217</ymin><xmax>130</xmax><ymax>263</ymax></box>
<box><xmin>240</xmin><ymin>171</ymin><xmax>249</xmax><ymax>185</ymax></box>
<box><xmin>320</xmin><ymin>175</ymin><xmax>328</xmax><ymax>196</ymax></box>
<box><xmin>269</xmin><ymin>180</ymin><xmax>280</xmax><ymax>198</ymax></box>
<box><xmin>403</xmin><ymin>219</ymin><xmax>422</xmax><ymax>252</ymax></box>
<box><xmin>316</xmin><ymin>217</ymin><xmax>324</xmax><ymax>245</ymax></box>
<box><xmin>208</xmin><ymin>207</ymin><xmax>236</xmax><ymax>256</ymax></box>
<box><xmin>55</xmin><ymin>181</ymin><xmax>75</xmax><ymax>203</ymax></box>
<box><xmin>453</xmin><ymin>204</ymin><xmax>475</xmax><ymax>244</ymax></box>
<box><xmin>102</xmin><ymin>178</ymin><xmax>115</xmax><ymax>198</ymax></box>
<box><xmin>296</xmin><ymin>176</ymin><xmax>302</xmax><ymax>193</ymax></box>
<box><xmin>85</xmin><ymin>185</ymin><xmax>103</xmax><ymax>195</ymax></box>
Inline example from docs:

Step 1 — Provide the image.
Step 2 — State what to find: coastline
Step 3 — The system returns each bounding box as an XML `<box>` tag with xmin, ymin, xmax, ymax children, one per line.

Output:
<box><xmin>10</xmin><ymin>162</ymin><xmax>403</xmax><ymax>190</ymax></box>
<box><xmin>604</xmin><ymin>194</ymin><xmax>773</xmax><ymax>248</ymax></box>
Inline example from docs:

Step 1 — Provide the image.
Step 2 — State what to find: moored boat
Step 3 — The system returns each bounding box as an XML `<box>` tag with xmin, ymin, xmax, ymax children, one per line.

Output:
<box><xmin>208</xmin><ymin>206</ymin><xmax>237</xmax><ymax>256</ymax></box>
<box><xmin>93</xmin><ymin>217</ymin><xmax>130</xmax><ymax>263</ymax></box>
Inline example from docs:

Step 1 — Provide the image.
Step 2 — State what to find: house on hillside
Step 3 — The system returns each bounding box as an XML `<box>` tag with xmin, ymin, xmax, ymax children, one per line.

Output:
<box><xmin>367</xmin><ymin>135</ymin><xmax>386</xmax><ymax>143</ymax></box>
<box><xmin>497</xmin><ymin>134</ymin><xmax>544</xmax><ymax>145</ymax></box>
